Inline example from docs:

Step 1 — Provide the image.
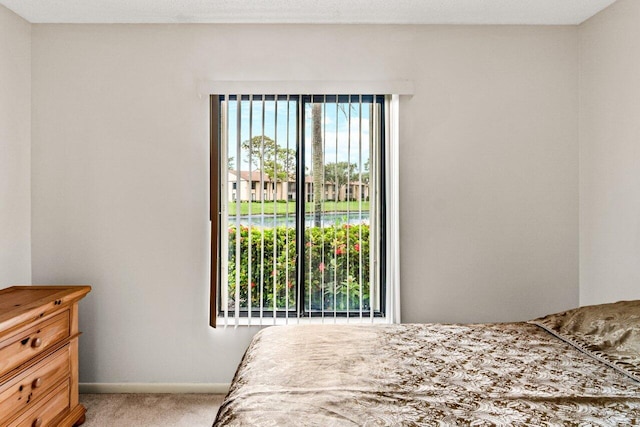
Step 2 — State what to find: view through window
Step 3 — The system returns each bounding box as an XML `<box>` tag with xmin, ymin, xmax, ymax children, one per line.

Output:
<box><xmin>213</xmin><ymin>94</ymin><xmax>386</xmax><ymax>324</ymax></box>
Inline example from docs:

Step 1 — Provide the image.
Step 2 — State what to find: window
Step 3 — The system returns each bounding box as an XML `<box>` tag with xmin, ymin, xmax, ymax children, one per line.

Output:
<box><xmin>210</xmin><ymin>94</ymin><xmax>390</xmax><ymax>326</ymax></box>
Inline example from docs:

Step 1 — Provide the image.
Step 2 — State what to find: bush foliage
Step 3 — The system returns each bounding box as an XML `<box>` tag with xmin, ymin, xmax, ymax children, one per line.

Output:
<box><xmin>227</xmin><ymin>224</ymin><xmax>370</xmax><ymax>312</ymax></box>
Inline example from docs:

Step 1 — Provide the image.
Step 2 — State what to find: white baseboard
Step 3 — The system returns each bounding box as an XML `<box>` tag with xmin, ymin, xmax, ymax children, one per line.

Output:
<box><xmin>79</xmin><ymin>382</ymin><xmax>230</xmax><ymax>394</ymax></box>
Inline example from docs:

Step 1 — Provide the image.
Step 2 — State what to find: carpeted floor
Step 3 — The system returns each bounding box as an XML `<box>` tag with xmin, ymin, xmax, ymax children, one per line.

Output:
<box><xmin>80</xmin><ymin>393</ymin><xmax>225</xmax><ymax>426</ymax></box>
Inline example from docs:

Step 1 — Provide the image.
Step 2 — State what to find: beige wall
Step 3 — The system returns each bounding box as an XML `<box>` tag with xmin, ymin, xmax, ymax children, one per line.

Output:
<box><xmin>399</xmin><ymin>27</ymin><xmax>579</xmax><ymax>323</ymax></box>
<box><xmin>30</xmin><ymin>24</ymin><xmax>579</xmax><ymax>383</ymax></box>
<box><xmin>0</xmin><ymin>5</ymin><xmax>31</xmax><ymax>286</ymax></box>
<box><xmin>579</xmin><ymin>0</ymin><xmax>640</xmax><ymax>305</ymax></box>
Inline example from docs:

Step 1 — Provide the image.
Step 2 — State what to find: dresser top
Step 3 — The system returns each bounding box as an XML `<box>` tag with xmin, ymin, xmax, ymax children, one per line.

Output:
<box><xmin>0</xmin><ymin>286</ymin><xmax>91</xmax><ymax>332</ymax></box>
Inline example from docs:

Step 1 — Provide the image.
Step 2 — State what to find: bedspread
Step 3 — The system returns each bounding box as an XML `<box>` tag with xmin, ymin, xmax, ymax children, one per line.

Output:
<box><xmin>214</xmin><ymin>323</ymin><xmax>640</xmax><ymax>426</ymax></box>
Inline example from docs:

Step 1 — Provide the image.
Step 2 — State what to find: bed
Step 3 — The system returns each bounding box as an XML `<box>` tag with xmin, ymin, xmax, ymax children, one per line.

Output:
<box><xmin>214</xmin><ymin>301</ymin><xmax>640</xmax><ymax>426</ymax></box>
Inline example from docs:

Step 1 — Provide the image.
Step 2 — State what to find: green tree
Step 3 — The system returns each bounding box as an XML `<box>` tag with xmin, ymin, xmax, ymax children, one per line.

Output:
<box><xmin>241</xmin><ymin>135</ymin><xmax>296</xmax><ymax>181</ymax></box>
<box><xmin>325</xmin><ymin>161</ymin><xmax>357</xmax><ymax>201</ymax></box>
<box><xmin>362</xmin><ymin>159</ymin><xmax>370</xmax><ymax>185</ymax></box>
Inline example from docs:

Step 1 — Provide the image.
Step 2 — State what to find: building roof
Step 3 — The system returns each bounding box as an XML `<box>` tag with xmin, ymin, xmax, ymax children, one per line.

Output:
<box><xmin>229</xmin><ymin>170</ymin><xmax>273</xmax><ymax>182</ymax></box>
<box><xmin>229</xmin><ymin>170</ymin><xmax>367</xmax><ymax>185</ymax></box>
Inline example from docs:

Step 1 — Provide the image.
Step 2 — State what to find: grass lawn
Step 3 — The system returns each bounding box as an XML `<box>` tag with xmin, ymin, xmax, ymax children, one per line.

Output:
<box><xmin>228</xmin><ymin>201</ymin><xmax>370</xmax><ymax>215</ymax></box>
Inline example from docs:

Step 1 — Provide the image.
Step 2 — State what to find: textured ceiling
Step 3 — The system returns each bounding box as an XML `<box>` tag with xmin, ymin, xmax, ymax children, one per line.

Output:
<box><xmin>0</xmin><ymin>0</ymin><xmax>617</xmax><ymax>25</ymax></box>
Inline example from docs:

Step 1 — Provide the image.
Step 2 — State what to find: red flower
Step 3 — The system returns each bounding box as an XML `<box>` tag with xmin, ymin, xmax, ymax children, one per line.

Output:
<box><xmin>319</xmin><ymin>262</ymin><xmax>326</xmax><ymax>272</ymax></box>
<box><xmin>250</xmin><ymin>282</ymin><xmax>256</xmax><ymax>289</ymax></box>
<box><xmin>354</xmin><ymin>243</ymin><xmax>360</xmax><ymax>252</ymax></box>
<box><xmin>287</xmin><ymin>281</ymin><xmax>294</xmax><ymax>289</ymax></box>
<box><xmin>335</xmin><ymin>246</ymin><xmax>345</xmax><ymax>255</ymax></box>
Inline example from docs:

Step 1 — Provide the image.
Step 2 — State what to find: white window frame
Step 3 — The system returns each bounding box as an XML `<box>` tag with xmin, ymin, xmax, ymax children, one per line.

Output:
<box><xmin>206</xmin><ymin>81</ymin><xmax>410</xmax><ymax>327</ymax></box>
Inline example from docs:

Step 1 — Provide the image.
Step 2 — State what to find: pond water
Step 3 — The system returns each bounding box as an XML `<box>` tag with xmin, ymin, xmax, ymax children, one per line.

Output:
<box><xmin>231</xmin><ymin>211</ymin><xmax>370</xmax><ymax>228</ymax></box>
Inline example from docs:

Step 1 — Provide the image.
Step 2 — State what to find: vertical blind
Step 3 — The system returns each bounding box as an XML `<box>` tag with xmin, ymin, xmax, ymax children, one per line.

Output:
<box><xmin>213</xmin><ymin>94</ymin><xmax>385</xmax><ymax>327</ymax></box>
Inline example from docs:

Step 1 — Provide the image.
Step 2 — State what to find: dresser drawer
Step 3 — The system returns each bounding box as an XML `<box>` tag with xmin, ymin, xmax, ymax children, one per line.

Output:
<box><xmin>0</xmin><ymin>345</ymin><xmax>71</xmax><ymax>424</ymax></box>
<box><xmin>8</xmin><ymin>380</ymin><xmax>70</xmax><ymax>427</ymax></box>
<box><xmin>0</xmin><ymin>311</ymin><xmax>70</xmax><ymax>378</ymax></box>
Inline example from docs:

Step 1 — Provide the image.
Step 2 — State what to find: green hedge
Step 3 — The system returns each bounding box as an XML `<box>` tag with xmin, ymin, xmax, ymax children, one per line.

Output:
<box><xmin>227</xmin><ymin>224</ymin><xmax>370</xmax><ymax>312</ymax></box>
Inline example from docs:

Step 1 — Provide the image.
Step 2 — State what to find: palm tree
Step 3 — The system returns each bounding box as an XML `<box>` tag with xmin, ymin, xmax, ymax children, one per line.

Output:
<box><xmin>311</xmin><ymin>103</ymin><xmax>324</xmax><ymax>227</ymax></box>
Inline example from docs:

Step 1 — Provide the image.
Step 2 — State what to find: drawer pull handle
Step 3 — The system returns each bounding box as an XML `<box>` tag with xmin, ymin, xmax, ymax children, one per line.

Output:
<box><xmin>32</xmin><ymin>418</ymin><xmax>43</xmax><ymax>427</ymax></box>
<box><xmin>32</xmin><ymin>377</ymin><xmax>42</xmax><ymax>388</ymax></box>
<box><xmin>31</xmin><ymin>338</ymin><xmax>42</xmax><ymax>348</ymax></box>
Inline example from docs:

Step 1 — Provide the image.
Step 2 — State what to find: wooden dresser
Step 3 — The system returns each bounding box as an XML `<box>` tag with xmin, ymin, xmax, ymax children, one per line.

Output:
<box><xmin>0</xmin><ymin>286</ymin><xmax>91</xmax><ymax>427</ymax></box>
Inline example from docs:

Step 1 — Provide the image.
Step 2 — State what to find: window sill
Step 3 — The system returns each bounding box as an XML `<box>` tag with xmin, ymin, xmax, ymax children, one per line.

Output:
<box><xmin>216</xmin><ymin>315</ymin><xmax>392</xmax><ymax>327</ymax></box>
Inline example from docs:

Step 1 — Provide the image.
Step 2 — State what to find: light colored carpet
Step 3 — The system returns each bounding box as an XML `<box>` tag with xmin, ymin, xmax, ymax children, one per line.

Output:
<box><xmin>80</xmin><ymin>394</ymin><xmax>225</xmax><ymax>427</ymax></box>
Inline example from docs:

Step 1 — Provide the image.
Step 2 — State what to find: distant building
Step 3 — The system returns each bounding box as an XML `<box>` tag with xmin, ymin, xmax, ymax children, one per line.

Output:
<box><xmin>228</xmin><ymin>170</ymin><xmax>369</xmax><ymax>202</ymax></box>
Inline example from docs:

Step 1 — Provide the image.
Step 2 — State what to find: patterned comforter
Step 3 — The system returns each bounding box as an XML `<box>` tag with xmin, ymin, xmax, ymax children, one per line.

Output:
<box><xmin>214</xmin><ymin>323</ymin><xmax>640</xmax><ymax>426</ymax></box>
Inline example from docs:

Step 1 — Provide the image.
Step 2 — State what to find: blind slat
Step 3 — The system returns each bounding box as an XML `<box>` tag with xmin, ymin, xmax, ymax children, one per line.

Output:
<box><xmin>247</xmin><ymin>95</ymin><xmax>253</xmax><ymax>326</ymax></box>
<box><xmin>234</xmin><ymin>98</ymin><xmax>242</xmax><ymax>327</ymax></box>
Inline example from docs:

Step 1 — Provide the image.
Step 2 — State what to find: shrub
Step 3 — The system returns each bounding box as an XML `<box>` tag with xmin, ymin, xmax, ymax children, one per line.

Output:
<box><xmin>227</xmin><ymin>224</ymin><xmax>370</xmax><ymax>312</ymax></box>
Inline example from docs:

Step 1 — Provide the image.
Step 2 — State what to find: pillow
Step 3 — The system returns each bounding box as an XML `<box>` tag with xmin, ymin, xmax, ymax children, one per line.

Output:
<box><xmin>528</xmin><ymin>300</ymin><xmax>640</xmax><ymax>382</ymax></box>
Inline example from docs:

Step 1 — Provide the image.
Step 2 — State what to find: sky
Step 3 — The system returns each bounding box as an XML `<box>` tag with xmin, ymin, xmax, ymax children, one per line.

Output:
<box><xmin>224</xmin><ymin>96</ymin><xmax>377</xmax><ymax>181</ymax></box>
